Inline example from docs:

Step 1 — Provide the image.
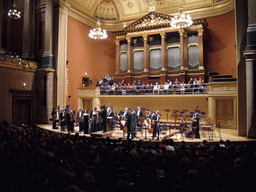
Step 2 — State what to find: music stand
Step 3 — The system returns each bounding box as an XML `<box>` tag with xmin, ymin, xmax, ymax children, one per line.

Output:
<box><xmin>181</xmin><ymin>108</ymin><xmax>188</xmax><ymax>113</ymax></box>
<box><xmin>171</xmin><ymin>113</ymin><xmax>179</xmax><ymax>129</ymax></box>
<box><xmin>164</xmin><ymin>108</ymin><xmax>170</xmax><ymax>121</ymax></box>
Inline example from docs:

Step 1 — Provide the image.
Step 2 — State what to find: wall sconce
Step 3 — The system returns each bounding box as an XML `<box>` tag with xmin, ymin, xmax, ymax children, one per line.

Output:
<box><xmin>23</xmin><ymin>83</ymin><xmax>26</xmax><ymax>87</ymax></box>
<box><xmin>85</xmin><ymin>72</ymin><xmax>87</xmax><ymax>76</ymax></box>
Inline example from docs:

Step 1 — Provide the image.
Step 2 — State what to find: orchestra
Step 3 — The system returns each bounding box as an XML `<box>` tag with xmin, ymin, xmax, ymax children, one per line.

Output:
<box><xmin>49</xmin><ymin>104</ymin><xmax>202</xmax><ymax>141</ymax></box>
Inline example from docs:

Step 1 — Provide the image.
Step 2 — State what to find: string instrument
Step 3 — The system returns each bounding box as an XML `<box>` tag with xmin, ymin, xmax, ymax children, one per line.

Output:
<box><xmin>185</xmin><ymin>119</ymin><xmax>197</xmax><ymax>138</ymax></box>
<box><xmin>149</xmin><ymin>119</ymin><xmax>155</xmax><ymax>133</ymax></box>
<box><xmin>122</xmin><ymin>120</ymin><xmax>128</xmax><ymax>137</ymax></box>
<box><xmin>164</xmin><ymin>132</ymin><xmax>176</xmax><ymax>139</ymax></box>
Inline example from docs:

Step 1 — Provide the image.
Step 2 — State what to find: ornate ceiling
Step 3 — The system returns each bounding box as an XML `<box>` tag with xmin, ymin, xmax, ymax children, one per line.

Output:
<box><xmin>69</xmin><ymin>0</ymin><xmax>234</xmax><ymax>31</ymax></box>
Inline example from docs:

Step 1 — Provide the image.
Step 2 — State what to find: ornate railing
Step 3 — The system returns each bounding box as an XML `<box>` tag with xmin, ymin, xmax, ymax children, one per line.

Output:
<box><xmin>99</xmin><ymin>83</ymin><xmax>209</xmax><ymax>95</ymax></box>
<box><xmin>0</xmin><ymin>56</ymin><xmax>37</xmax><ymax>71</ymax></box>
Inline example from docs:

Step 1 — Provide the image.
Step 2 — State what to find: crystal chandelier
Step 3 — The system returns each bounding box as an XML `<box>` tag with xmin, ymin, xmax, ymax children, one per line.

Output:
<box><xmin>171</xmin><ymin>6</ymin><xmax>193</xmax><ymax>29</ymax></box>
<box><xmin>8</xmin><ymin>0</ymin><xmax>21</xmax><ymax>19</ymax></box>
<box><xmin>89</xmin><ymin>20</ymin><xmax>108</xmax><ymax>40</ymax></box>
<box><xmin>88</xmin><ymin>0</ymin><xmax>107</xmax><ymax>40</ymax></box>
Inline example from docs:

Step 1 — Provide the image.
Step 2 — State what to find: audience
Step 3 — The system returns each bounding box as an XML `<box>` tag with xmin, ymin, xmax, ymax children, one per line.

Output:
<box><xmin>97</xmin><ymin>75</ymin><xmax>206</xmax><ymax>95</ymax></box>
<box><xmin>1</xmin><ymin>120</ymin><xmax>255</xmax><ymax>192</ymax></box>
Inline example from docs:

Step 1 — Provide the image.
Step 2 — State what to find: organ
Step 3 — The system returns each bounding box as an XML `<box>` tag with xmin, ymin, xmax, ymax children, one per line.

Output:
<box><xmin>114</xmin><ymin>11</ymin><xmax>208</xmax><ymax>85</ymax></box>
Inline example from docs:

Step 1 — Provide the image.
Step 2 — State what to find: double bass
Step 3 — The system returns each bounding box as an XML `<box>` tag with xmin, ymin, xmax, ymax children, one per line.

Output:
<box><xmin>184</xmin><ymin>119</ymin><xmax>197</xmax><ymax>138</ymax></box>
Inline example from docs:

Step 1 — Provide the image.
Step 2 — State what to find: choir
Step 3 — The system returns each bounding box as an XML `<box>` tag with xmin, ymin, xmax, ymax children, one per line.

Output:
<box><xmin>50</xmin><ymin>104</ymin><xmax>165</xmax><ymax>140</ymax></box>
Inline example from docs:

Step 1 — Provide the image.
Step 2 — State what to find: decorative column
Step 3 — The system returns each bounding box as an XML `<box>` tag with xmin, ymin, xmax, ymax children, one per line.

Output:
<box><xmin>179</xmin><ymin>29</ymin><xmax>185</xmax><ymax>69</ymax></box>
<box><xmin>42</xmin><ymin>0</ymin><xmax>53</xmax><ymax>68</ymax></box>
<box><xmin>243</xmin><ymin>0</ymin><xmax>256</xmax><ymax>138</ymax></box>
<box><xmin>0</xmin><ymin>0</ymin><xmax>3</xmax><ymax>55</ymax></box>
<box><xmin>126</xmin><ymin>37</ymin><xmax>133</xmax><ymax>84</ymax></box>
<box><xmin>53</xmin><ymin>0</ymin><xmax>69</xmax><ymax>109</ymax></box>
<box><xmin>160</xmin><ymin>32</ymin><xmax>167</xmax><ymax>84</ymax></box>
<box><xmin>198</xmin><ymin>29</ymin><xmax>204</xmax><ymax>69</ymax></box>
<box><xmin>208</xmin><ymin>96</ymin><xmax>216</xmax><ymax>125</ymax></box>
<box><xmin>161</xmin><ymin>32</ymin><xmax>167</xmax><ymax>71</ymax></box>
<box><xmin>115</xmin><ymin>40</ymin><xmax>120</xmax><ymax>74</ymax></box>
<box><xmin>23</xmin><ymin>0</ymin><xmax>35</xmax><ymax>59</ymax></box>
<box><xmin>179</xmin><ymin>29</ymin><xmax>187</xmax><ymax>83</ymax></box>
<box><xmin>142</xmin><ymin>34</ymin><xmax>149</xmax><ymax>84</ymax></box>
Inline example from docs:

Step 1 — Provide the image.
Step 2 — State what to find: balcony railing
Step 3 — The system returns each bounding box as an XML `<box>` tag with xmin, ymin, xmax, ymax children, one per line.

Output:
<box><xmin>99</xmin><ymin>83</ymin><xmax>208</xmax><ymax>95</ymax></box>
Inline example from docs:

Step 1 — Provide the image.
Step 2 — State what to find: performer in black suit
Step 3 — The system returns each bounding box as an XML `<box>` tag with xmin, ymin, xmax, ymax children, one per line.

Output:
<box><xmin>59</xmin><ymin>107</ymin><xmax>66</xmax><ymax>131</ymax></box>
<box><xmin>193</xmin><ymin>107</ymin><xmax>200</xmax><ymax>139</ymax></box>
<box><xmin>66</xmin><ymin>108</ymin><xmax>75</xmax><ymax>132</ymax></box>
<box><xmin>100</xmin><ymin>105</ymin><xmax>107</xmax><ymax>133</ymax></box>
<box><xmin>123</xmin><ymin>107</ymin><xmax>129</xmax><ymax>119</ymax></box>
<box><xmin>51</xmin><ymin>107</ymin><xmax>57</xmax><ymax>129</ymax></box>
<box><xmin>153</xmin><ymin>111</ymin><xmax>161</xmax><ymax>140</ymax></box>
<box><xmin>127</xmin><ymin>108</ymin><xmax>136</xmax><ymax>139</ymax></box>
<box><xmin>76</xmin><ymin>107</ymin><xmax>84</xmax><ymax>133</ymax></box>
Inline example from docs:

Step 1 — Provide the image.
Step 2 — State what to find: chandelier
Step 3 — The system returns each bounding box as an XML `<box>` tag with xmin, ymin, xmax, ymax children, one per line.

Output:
<box><xmin>88</xmin><ymin>0</ymin><xmax>107</xmax><ymax>40</ymax></box>
<box><xmin>89</xmin><ymin>20</ymin><xmax>108</xmax><ymax>40</ymax></box>
<box><xmin>8</xmin><ymin>0</ymin><xmax>21</xmax><ymax>19</ymax></box>
<box><xmin>170</xmin><ymin>6</ymin><xmax>193</xmax><ymax>29</ymax></box>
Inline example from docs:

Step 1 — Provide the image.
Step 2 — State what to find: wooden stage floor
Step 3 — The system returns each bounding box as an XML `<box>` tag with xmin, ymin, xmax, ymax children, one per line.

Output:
<box><xmin>37</xmin><ymin>123</ymin><xmax>256</xmax><ymax>143</ymax></box>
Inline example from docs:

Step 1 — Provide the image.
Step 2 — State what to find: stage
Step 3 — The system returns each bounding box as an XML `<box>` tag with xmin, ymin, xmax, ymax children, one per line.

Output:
<box><xmin>36</xmin><ymin>123</ymin><xmax>256</xmax><ymax>143</ymax></box>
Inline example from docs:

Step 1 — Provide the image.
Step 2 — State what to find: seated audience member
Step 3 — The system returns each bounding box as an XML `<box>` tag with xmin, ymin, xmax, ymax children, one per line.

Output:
<box><xmin>180</xmin><ymin>81</ymin><xmax>186</xmax><ymax>94</ymax></box>
<box><xmin>153</xmin><ymin>82</ymin><xmax>160</xmax><ymax>94</ymax></box>
<box><xmin>162</xmin><ymin>82</ymin><xmax>169</xmax><ymax>94</ymax></box>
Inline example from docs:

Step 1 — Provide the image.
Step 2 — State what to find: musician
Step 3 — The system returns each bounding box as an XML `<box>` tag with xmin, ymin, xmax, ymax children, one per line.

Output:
<box><xmin>51</xmin><ymin>107</ymin><xmax>58</xmax><ymax>129</ymax></box>
<box><xmin>99</xmin><ymin>105</ymin><xmax>107</xmax><ymax>133</ymax></box>
<box><xmin>151</xmin><ymin>110</ymin><xmax>158</xmax><ymax>140</ymax></box>
<box><xmin>90</xmin><ymin>107</ymin><xmax>98</xmax><ymax>133</ymax></box>
<box><xmin>83</xmin><ymin>109</ymin><xmax>89</xmax><ymax>134</ymax></box>
<box><xmin>69</xmin><ymin>106</ymin><xmax>75</xmax><ymax>117</ymax></box>
<box><xmin>123</xmin><ymin>107</ymin><xmax>129</xmax><ymax>120</ymax></box>
<box><xmin>59</xmin><ymin>107</ymin><xmax>66</xmax><ymax>131</ymax></box>
<box><xmin>193</xmin><ymin>108</ymin><xmax>200</xmax><ymax>139</ymax></box>
<box><xmin>127</xmin><ymin>108</ymin><xmax>136</xmax><ymax>139</ymax></box>
<box><xmin>107</xmin><ymin>103</ymin><xmax>111</xmax><ymax>115</ymax></box>
<box><xmin>118</xmin><ymin>108</ymin><xmax>125</xmax><ymax>130</ymax></box>
<box><xmin>76</xmin><ymin>107</ymin><xmax>84</xmax><ymax>132</ymax></box>
<box><xmin>66</xmin><ymin>108</ymin><xmax>75</xmax><ymax>132</ymax></box>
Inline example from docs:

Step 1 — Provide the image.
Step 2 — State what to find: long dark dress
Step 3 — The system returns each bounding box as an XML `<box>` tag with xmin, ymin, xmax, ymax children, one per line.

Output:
<box><xmin>127</xmin><ymin>112</ymin><xmax>136</xmax><ymax>139</ymax></box>
<box><xmin>83</xmin><ymin>114</ymin><xmax>89</xmax><ymax>134</ymax></box>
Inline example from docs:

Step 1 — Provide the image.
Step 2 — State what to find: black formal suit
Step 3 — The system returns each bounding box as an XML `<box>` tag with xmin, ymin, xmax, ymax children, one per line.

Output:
<box><xmin>123</xmin><ymin>110</ymin><xmax>129</xmax><ymax>119</ymax></box>
<box><xmin>51</xmin><ymin>109</ymin><xmax>57</xmax><ymax>129</ymax></box>
<box><xmin>100</xmin><ymin>108</ymin><xmax>107</xmax><ymax>132</ymax></box>
<box><xmin>127</xmin><ymin>112</ymin><xmax>136</xmax><ymax>139</ymax></box>
<box><xmin>59</xmin><ymin>111</ymin><xmax>66</xmax><ymax>131</ymax></box>
<box><xmin>77</xmin><ymin>110</ymin><xmax>84</xmax><ymax>132</ymax></box>
<box><xmin>136</xmin><ymin>110</ymin><xmax>143</xmax><ymax>118</ymax></box>
<box><xmin>193</xmin><ymin>112</ymin><xmax>200</xmax><ymax>138</ymax></box>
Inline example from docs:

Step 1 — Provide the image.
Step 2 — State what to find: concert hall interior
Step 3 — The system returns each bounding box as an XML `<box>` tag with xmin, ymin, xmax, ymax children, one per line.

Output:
<box><xmin>1</xmin><ymin>0</ymin><xmax>256</xmax><ymax>192</ymax></box>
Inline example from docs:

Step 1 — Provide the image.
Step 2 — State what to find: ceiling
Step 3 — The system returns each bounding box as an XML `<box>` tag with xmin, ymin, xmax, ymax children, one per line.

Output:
<box><xmin>69</xmin><ymin>0</ymin><xmax>234</xmax><ymax>31</ymax></box>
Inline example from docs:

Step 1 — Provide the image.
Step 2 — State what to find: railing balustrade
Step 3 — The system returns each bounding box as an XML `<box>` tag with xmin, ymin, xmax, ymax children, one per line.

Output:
<box><xmin>98</xmin><ymin>83</ymin><xmax>208</xmax><ymax>95</ymax></box>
